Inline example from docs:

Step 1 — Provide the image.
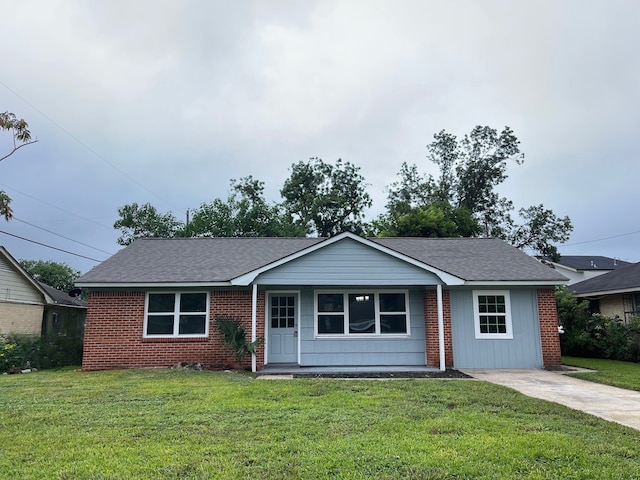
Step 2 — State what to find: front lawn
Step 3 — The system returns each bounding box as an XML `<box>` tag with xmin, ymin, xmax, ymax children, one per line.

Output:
<box><xmin>1</xmin><ymin>368</ymin><xmax>639</xmax><ymax>479</ymax></box>
<box><xmin>563</xmin><ymin>356</ymin><xmax>640</xmax><ymax>391</ymax></box>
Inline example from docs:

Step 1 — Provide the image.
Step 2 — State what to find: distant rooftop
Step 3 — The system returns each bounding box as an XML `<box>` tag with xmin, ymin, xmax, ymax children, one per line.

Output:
<box><xmin>548</xmin><ymin>255</ymin><xmax>632</xmax><ymax>271</ymax></box>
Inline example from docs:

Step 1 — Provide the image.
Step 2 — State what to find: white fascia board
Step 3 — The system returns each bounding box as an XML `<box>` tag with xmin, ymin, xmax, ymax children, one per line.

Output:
<box><xmin>230</xmin><ymin>232</ymin><xmax>465</xmax><ymax>286</ymax></box>
<box><xmin>550</xmin><ymin>263</ymin><xmax>579</xmax><ymax>273</ymax></box>
<box><xmin>574</xmin><ymin>287</ymin><xmax>640</xmax><ymax>298</ymax></box>
<box><xmin>75</xmin><ymin>282</ymin><xmax>232</xmax><ymax>289</ymax></box>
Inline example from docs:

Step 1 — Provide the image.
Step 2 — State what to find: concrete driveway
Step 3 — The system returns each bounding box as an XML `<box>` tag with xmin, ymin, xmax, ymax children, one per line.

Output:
<box><xmin>461</xmin><ymin>368</ymin><xmax>640</xmax><ymax>431</ymax></box>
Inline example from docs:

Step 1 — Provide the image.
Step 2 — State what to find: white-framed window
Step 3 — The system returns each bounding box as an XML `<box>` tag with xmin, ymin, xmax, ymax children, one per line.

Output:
<box><xmin>314</xmin><ymin>290</ymin><xmax>410</xmax><ymax>336</ymax></box>
<box><xmin>144</xmin><ymin>292</ymin><xmax>209</xmax><ymax>338</ymax></box>
<box><xmin>473</xmin><ymin>290</ymin><xmax>513</xmax><ymax>339</ymax></box>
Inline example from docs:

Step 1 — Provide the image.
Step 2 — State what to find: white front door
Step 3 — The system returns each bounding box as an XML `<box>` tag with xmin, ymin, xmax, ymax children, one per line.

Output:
<box><xmin>267</xmin><ymin>293</ymin><xmax>298</xmax><ymax>364</ymax></box>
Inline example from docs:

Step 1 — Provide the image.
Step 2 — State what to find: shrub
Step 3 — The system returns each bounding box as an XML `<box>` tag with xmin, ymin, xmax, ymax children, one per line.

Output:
<box><xmin>215</xmin><ymin>316</ymin><xmax>263</xmax><ymax>366</ymax></box>
<box><xmin>0</xmin><ymin>333</ymin><xmax>83</xmax><ymax>373</ymax></box>
<box><xmin>556</xmin><ymin>287</ymin><xmax>640</xmax><ymax>362</ymax></box>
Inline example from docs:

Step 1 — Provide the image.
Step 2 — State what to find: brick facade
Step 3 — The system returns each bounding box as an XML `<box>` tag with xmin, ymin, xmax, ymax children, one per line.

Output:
<box><xmin>82</xmin><ymin>289</ymin><xmax>265</xmax><ymax>371</ymax></box>
<box><xmin>82</xmin><ymin>287</ymin><xmax>561</xmax><ymax>371</ymax></box>
<box><xmin>537</xmin><ymin>288</ymin><xmax>562</xmax><ymax>367</ymax></box>
<box><xmin>424</xmin><ymin>289</ymin><xmax>453</xmax><ymax>368</ymax></box>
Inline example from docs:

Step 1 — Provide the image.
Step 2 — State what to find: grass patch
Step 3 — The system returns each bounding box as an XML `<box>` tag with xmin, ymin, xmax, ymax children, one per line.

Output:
<box><xmin>1</xmin><ymin>368</ymin><xmax>639</xmax><ymax>479</ymax></box>
<box><xmin>562</xmin><ymin>356</ymin><xmax>640</xmax><ymax>391</ymax></box>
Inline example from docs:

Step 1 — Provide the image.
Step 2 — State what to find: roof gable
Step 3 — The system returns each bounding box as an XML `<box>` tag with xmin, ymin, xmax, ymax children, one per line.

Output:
<box><xmin>237</xmin><ymin>233</ymin><xmax>461</xmax><ymax>286</ymax></box>
<box><xmin>0</xmin><ymin>246</ymin><xmax>52</xmax><ymax>304</ymax></box>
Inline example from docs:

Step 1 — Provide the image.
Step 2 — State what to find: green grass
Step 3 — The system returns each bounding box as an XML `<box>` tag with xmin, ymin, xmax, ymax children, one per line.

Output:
<box><xmin>562</xmin><ymin>356</ymin><xmax>640</xmax><ymax>391</ymax></box>
<box><xmin>1</xmin><ymin>368</ymin><xmax>640</xmax><ymax>479</ymax></box>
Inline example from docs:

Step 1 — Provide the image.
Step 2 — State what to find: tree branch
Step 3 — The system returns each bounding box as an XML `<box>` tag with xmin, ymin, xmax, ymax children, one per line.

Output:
<box><xmin>0</xmin><ymin>139</ymin><xmax>38</xmax><ymax>162</ymax></box>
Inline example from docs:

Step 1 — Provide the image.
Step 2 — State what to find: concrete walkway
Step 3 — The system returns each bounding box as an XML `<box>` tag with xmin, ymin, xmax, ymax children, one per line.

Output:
<box><xmin>461</xmin><ymin>368</ymin><xmax>640</xmax><ymax>431</ymax></box>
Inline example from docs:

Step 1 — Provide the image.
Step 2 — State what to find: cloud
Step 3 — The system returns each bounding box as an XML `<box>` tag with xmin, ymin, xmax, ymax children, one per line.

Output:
<box><xmin>1</xmin><ymin>0</ymin><xmax>639</xmax><ymax>273</ymax></box>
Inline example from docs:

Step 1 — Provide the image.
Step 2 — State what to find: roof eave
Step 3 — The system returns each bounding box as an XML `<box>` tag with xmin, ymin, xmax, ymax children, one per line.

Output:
<box><xmin>75</xmin><ymin>281</ymin><xmax>233</xmax><ymax>289</ymax></box>
<box><xmin>574</xmin><ymin>286</ymin><xmax>640</xmax><ymax>297</ymax></box>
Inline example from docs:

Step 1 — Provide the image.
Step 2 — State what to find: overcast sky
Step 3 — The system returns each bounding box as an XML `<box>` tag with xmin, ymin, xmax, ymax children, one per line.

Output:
<box><xmin>1</xmin><ymin>0</ymin><xmax>639</xmax><ymax>275</ymax></box>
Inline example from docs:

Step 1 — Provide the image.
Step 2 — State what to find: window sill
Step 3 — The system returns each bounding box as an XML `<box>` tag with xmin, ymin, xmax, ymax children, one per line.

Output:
<box><xmin>474</xmin><ymin>334</ymin><xmax>513</xmax><ymax>340</ymax></box>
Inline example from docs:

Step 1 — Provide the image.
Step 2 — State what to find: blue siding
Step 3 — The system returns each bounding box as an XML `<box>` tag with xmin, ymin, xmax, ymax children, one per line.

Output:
<box><xmin>295</xmin><ymin>288</ymin><xmax>427</xmax><ymax>366</ymax></box>
<box><xmin>256</xmin><ymin>238</ymin><xmax>442</xmax><ymax>286</ymax></box>
<box><xmin>449</xmin><ymin>289</ymin><xmax>543</xmax><ymax>368</ymax></box>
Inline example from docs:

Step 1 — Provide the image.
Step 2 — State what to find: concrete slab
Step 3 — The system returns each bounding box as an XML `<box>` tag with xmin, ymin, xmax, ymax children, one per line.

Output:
<box><xmin>461</xmin><ymin>368</ymin><xmax>640</xmax><ymax>431</ymax></box>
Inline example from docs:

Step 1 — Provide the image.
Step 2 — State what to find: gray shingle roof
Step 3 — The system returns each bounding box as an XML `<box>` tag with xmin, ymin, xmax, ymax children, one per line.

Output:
<box><xmin>371</xmin><ymin>237</ymin><xmax>566</xmax><ymax>282</ymax></box>
<box><xmin>76</xmin><ymin>235</ymin><xmax>567</xmax><ymax>285</ymax></box>
<box><xmin>38</xmin><ymin>282</ymin><xmax>88</xmax><ymax>307</ymax></box>
<box><xmin>549</xmin><ymin>255</ymin><xmax>632</xmax><ymax>271</ymax></box>
<box><xmin>571</xmin><ymin>262</ymin><xmax>640</xmax><ymax>295</ymax></box>
<box><xmin>77</xmin><ymin>237</ymin><xmax>324</xmax><ymax>284</ymax></box>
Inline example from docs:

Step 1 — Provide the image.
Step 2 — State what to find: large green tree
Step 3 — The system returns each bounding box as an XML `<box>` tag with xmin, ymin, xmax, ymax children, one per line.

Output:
<box><xmin>113</xmin><ymin>202</ymin><xmax>183</xmax><ymax>246</ymax></box>
<box><xmin>184</xmin><ymin>176</ymin><xmax>304</xmax><ymax>238</ymax></box>
<box><xmin>19</xmin><ymin>259</ymin><xmax>80</xmax><ymax>293</ymax></box>
<box><xmin>1</xmin><ymin>111</ymin><xmax>38</xmax><ymax>220</ymax></box>
<box><xmin>281</xmin><ymin>158</ymin><xmax>372</xmax><ymax>237</ymax></box>
<box><xmin>377</xmin><ymin>126</ymin><xmax>572</xmax><ymax>259</ymax></box>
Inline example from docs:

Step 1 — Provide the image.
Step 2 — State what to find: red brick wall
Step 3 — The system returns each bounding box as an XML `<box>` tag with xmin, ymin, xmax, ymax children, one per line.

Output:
<box><xmin>537</xmin><ymin>288</ymin><xmax>562</xmax><ymax>367</ymax></box>
<box><xmin>424</xmin><ymin>289</ymin><xmax>453</xmax><ymax>368</ymax></box>
<box><xmin>82</xmin><ymin>289</ymin><xmax>265</xmax><ymax>371</ymax></box>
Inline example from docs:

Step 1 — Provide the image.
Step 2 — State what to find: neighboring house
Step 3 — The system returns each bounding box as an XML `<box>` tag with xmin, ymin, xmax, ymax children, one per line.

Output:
<box><xmin>0</xmin><ymin>246</ymin><xmax>87</xmax><ymax>336</ymax></box>
<box><xmin>570</xmin><ymin>262</ymin><xmax>640</xmax><ymax>323</ymax></box>
<box><xmin>77</xmin><ymin>233</ymin><xmax>567</xmax><ymax>372</ymax></box>
<box><xmin>543</xmin><ymin>255</ymin><xmax>631</xmax><ymax>285</ymax></box>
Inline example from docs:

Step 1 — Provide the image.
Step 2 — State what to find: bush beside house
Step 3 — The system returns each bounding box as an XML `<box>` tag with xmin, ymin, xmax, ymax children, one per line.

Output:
<box><xmin>1</xmin><ymin>332</ymin><xmax>84</xmax><ymax>373</ymax></box>
<box><xmin>556</xmin><ymin>287</ymin><xmax>640</xmax><ymax>362</ymax></box>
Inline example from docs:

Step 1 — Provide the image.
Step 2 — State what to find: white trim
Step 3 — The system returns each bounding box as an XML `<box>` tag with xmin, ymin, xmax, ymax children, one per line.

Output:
<box><xmin>75</xmin><ymin>282</ymin><xmax>232</xmax><ymax>288</ymax></box>
<box><xmin>575</xmin><ymin>287</ymin><xmax>640</xmax><ymax>298</ymax></box>
<box><xmin>231</xmin><ymin>232</ymin><xmax>465</xmax><ymax>286</ymax></box>
<box><xmin>143</xmin><ymin>291</ymin><xmax>210</xmax><ymax>339</ymax></box>
<box><xmin>313</xmin><ymin>289</ymin><xmax>411</xmax><ymax>338</ymax></box>
<box><xmin>437</xmin><ymin>284</ymin><xmax>445</xmax><ymax>371</ymax></box>
<box><xmin>251</xmin><ymin>284</ymin><xmax>257</xmax><ymax>373</ymax></box>
<box><xmin>265</xmin><ymin>290</ymin><xmax>300</xmax><ymax>365</ymax></box>
<box><xmin>472</xmin><ymin>290</ymin><xmax>513</xmax><ymax>340</ymax></box>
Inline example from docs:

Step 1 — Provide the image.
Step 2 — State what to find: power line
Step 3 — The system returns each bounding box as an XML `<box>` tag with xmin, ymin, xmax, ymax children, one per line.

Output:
<box><xmin>1</xmin><ymin>183</ymin><xmax>112</xmax><ymax>230</ymax></box>
<box><xmin>13</xmin><ymin>217</ymin><xmax>115</xmax><ymax>255</ymax></box>
<box><xmin>564</xmin><ymin>229</ymin><xmax>640</xmax><ymax>246</ymax></box>
<box><xmin>0</xmin><ymin>79</ymin><xmax>180</xmax><ymax>211</ymax></box>
<box><xmin>0</xmin><ymin>230</ymin><xmax>104</xmax><ymax>263</ymax></box>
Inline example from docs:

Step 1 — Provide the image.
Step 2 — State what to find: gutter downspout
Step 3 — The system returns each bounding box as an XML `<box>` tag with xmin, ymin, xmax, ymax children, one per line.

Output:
<box><xmin>251</xmin><ymin>283</ymin><xmax>257</xmax><ymax>373</ymax></box>
<box><xmin>437</xmin><ymin>284</ymin><xmax>445</xmax><ymax>372</ymax></box>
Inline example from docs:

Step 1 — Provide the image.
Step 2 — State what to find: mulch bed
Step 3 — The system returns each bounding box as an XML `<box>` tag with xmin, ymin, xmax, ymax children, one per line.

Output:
<box><xmin>293</xmin><ymin>369</ymin><xmax>471</xmax><ymax>379</ymax></box>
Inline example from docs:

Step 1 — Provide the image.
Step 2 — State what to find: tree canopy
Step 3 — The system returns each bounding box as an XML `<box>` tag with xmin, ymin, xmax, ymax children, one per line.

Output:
<box><xmin>113</xmin><ymin>202</ymin><xmax>183</xmax><ymax>246</ymax></box>
<box><xmin>113</xmin><ymin>130</ymin><xmax>571</xmax><ymax>259</ymax></box>
<box><xmin>183</xmin><ymin>176</ymin><xmax>304</xmax><ymax>238</ymax></box>
<box><xmin>281</xmin><ymin>158</ymin><xmax>372</xmax><ymax>237</ymax></box>
<box><xmin>19</xmin><ymin>259</ymin><xmax>81</xmax><ymax>293</ymax></box>
<box><xmin>376</xmin><ymin>125</ymin><xmax>572</xmax><ymax>259</ymax></box>
<box><xmin>1</xmin><ymin>111</ymin><xmax>38</xmax><ymax>220</ymax></box>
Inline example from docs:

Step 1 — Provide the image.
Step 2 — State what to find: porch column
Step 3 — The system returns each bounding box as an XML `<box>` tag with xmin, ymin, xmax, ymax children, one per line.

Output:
<box><xmin>437</xmin><ymin>284</ymin><xmax>445</xmax><ymax>371</ymax></box>
<box><xmin>251</xmin><ymin>283</ymin><xmax>257</xmax><ymax>373</ymax></box>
